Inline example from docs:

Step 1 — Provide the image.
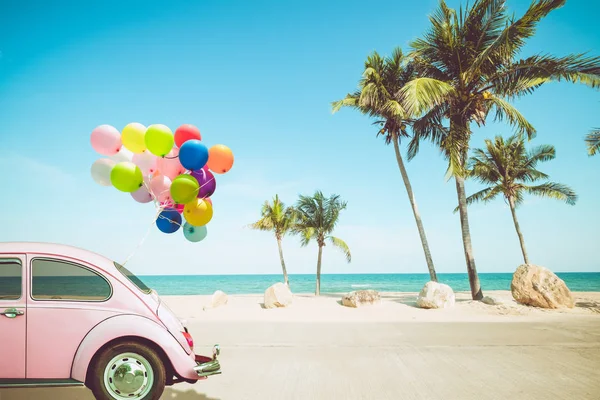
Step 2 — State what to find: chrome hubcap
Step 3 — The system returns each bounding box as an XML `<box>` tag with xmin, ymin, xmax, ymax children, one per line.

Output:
<box><xmin>104</xmin><ymin>352</ymin><xmax>153</xmax><ymax>399</ymax></box>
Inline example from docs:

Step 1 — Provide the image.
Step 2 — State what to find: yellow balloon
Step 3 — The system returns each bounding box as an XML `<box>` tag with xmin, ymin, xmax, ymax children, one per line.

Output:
<box><xmin>183</xmin><ymin>198</ymin><xmax>213</xmax><ymax>226</ymax></box>
<box><xmin>121</xmin><ymin>123</ymin><xmax>147</xmax><ymax>153</ymax></box>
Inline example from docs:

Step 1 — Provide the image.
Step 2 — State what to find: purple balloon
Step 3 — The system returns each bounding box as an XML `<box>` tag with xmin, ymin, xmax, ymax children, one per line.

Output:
<box><xmin>191</xmin><ymin>168</ymin><xmax>216</xmax><ymax>198</ymax></box>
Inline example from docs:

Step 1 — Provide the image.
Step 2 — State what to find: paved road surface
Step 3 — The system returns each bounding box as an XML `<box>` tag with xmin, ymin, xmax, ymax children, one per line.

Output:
<box><xmin>1</xmin><ymin>319</ymin><xmax>599</xmax><ymax>400</ymax></box>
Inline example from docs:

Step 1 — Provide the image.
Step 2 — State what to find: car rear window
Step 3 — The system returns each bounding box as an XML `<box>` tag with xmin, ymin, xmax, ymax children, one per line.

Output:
<box><xmin>114</xmin><ymin>262</ymin><xmax>151</xmax><ymax>294</ymax></box>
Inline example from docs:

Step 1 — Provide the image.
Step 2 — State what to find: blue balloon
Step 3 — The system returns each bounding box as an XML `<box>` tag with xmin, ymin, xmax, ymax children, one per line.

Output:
<box><xmin>156</xmin><ymin>208</ymin><xmax>182</xmax><ymax>234</ymax></box>
<box><xmin>183</xmin><ymin>222</ymin><xmax>207</xmax><ymax>242</ymax></box>
<box><xmin>179</xmin><ymin>139</ymin><xmax>209</xmax><ymax>171</ymax></box>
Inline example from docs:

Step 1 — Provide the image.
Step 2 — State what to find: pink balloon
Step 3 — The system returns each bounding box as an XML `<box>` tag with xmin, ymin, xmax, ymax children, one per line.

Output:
<box><xmin>132</xmin><ymin>151</ymin><xmax>158</xmax><ymax>176</ymax></box>
<box><xmin>204</xmin><ymin>197</ymin><xmax>212</xmax><ymax>206</ymax></box>
<box><xmin>150</xmin><ymin>174</ymin><xmax>172</xmax><ymax>203</ymax></box>
<box><xmin>131</xmin><ymin>185</ymin><xmax>153</xmax><ymax>203</ymax></box>
<box><xmin>156</xmin><ymin>147</ymin><xmax>185</xmax><ymax>180</ymax></box>
<box><xmin>91</xmin><ymin>125</ymin><xmax>122</xmax><ymax>156</ymax></box>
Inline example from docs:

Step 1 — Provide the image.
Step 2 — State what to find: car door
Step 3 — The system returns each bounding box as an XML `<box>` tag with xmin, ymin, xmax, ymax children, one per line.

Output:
<box><xmin>26</xmin><ymin>255</ymin><xmax>117</xmax><ymax>379</ymax></box>
<box><xmin>0</xmin><ymin>254</ymin><xmax>27</xmax><ymax>379</ymax></box>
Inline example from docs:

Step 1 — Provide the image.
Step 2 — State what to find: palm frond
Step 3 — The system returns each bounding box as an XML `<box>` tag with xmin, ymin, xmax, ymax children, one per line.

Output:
<box><xmin>468</xmin><ymin>0</ymin><xmax>567</xmax><ymax>76</ymax></box>
<box><xmin>524</xmin><ymin>182</ymin><xmax>577</xmax><ymax>205</ymax></box>
<box><xmin>331</xmin><ymin>91</ymin><xmax>361</xmax><ymax>113</ymax></box>
<box><xmin>453</xmin><ymin>186</ymin><xmax>502</xmax><ymax>212</ymax></box>
<box><xmin>400</xmin><ymin>77</ymin><xmax>455</xmax><ymax>117</ymax></box>
<box><xmin>487</xmin><ymin>95</ymin><xmax>536</xmax><ymax>138</ymax></box>
<box><xmin>329</xmin><ymin>236</ymin><xmax>351</xmax><ymax>263</ymax></box>
<box><xmin>585</xmin><ymin>128</ymin><xmax>600</xmax><ymax>156</ymax></box>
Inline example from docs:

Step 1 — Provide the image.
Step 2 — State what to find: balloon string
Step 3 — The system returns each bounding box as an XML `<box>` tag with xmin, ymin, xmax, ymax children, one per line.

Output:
<box><xmin>121</xmin><ymin>175</ymin><xmax>216</xmax><ymax>265</ymax></box>
<box><xmin>121</xmin><ymin>207</ymin><xmax>163</xmax><ymax>266</ymax></box>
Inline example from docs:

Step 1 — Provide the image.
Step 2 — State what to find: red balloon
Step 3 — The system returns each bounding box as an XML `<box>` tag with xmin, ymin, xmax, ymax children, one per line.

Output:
<box><xmin>174</xmin><ymin>124</ymin><xmax>201</xmax><ymax>148</ymax></box>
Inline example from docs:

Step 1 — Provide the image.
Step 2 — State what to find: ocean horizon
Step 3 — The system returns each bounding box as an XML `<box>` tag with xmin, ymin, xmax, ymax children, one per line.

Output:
<box><xmin>137</xmin><ymin>272</ymin><xmax>600</xmax><ymax>295</ymax></box>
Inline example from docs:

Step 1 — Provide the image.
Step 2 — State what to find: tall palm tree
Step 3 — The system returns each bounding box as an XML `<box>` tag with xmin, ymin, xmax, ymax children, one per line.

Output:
<box><xmin>585</xmin><ymin>128</ymin><xmax>600</xmax><ymax>156</ymax></box>
<box><xmin>332</xmin><ymin>48</ymin><xmax>438</xmax><ymax>282</ymax></box>
<box><xmin>248</xmin><ymin>195</ymin><xmax>296</xmax><ymax>286</ymax></box>
<box><xmin>401</xmin><ymin>0</ymin><xmax>600</xmax><ymax>299</ymax></box>
<box><xmin>294</xmin><ymin>191</ymin><xmax>351</xmax><ymax>295</ymax></box>
<box><xmin>460</xmin><ymin>134</ymin><xmax>577</xmax><ymax>264</ymax></box>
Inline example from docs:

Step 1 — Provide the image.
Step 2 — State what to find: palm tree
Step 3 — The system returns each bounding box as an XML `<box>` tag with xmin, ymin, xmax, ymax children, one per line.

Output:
<box><xmin>401</xmin><ymin>0</ymin><xmax>600</xmax><ymax>299</ymax></box>
<box><xmin>294</xmin><ymin>191</ymin><xmax>351</xmax><ymax>295</ymax></box>
<box><xmin>460</xmin><ymin>134</ymin><xmax>577</xmax><ymax>264</ymax></box>
<box><xmin>332</xmin><ymin>48</ymin><xmax>438</xmax><ymax>282</ymax></box>
<box><xmin>585</xmin><ymin>128</ymin><xmax>600</xmax><ymax>156</ymax></box>
<box><xmin>248</xmin><ymin>195</ymin><xmax>296</xmax><ymax>286</ymax></box>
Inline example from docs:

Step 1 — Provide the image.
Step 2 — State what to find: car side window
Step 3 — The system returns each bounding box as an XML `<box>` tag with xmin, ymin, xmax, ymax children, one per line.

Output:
<box><xmin>31</xmin><ymin>258</ymin><xmax>112</xmax><ymax>301</ymax></box>
<box><xmin>0</xmin><ymin>258</ymin><xmax>22</xmax><ymax>300</ymax></box>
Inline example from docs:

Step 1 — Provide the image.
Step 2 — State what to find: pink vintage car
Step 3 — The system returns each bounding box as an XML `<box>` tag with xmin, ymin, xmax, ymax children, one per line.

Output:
<box><xmin>0</xmin><ymin>242</ymin><xmax>221</xmax><ymax>400</ymax></box>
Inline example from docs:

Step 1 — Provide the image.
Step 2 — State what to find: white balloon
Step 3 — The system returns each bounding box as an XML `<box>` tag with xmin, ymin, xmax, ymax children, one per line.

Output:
<box><xmin>90</xmin><ymin>158</ymin><xmax>116</xmax><ymax>186</ymax></box>
<box><xmin>111</xmin><ymin>146</ymin><xmax>134</xmax><ymax>163</ymax></box>
<box><xmin>132</xmin><ymin>150</ymin><xmax>158</xmax><ymax>176</ymax></box>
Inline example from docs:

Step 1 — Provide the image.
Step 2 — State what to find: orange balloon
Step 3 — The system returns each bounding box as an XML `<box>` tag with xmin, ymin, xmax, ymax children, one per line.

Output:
<box><xmin>206</xmin><ymin>144</ymin><xmax>234</xmax><ymax>174</ymax></box>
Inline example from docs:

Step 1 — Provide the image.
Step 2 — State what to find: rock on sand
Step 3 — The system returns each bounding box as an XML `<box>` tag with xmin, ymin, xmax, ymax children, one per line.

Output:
<box><xmin>511</xmin><ymin>264</ymin><xmax>575</xmax><ymax>309</ymax></box>
<box><xmin>416</xmin><ymin>281</ymin><xmax>455</xmax><ymax>309</ymax></box>
<box><xmin>342</xmin><ymin>290</ymin><xmax>381</xmax><ymax>308</ymax></box>
<box><xmin>264</xmin><ymin>282</ymin><xmax>293</xmax><ymax>308</ymax></box>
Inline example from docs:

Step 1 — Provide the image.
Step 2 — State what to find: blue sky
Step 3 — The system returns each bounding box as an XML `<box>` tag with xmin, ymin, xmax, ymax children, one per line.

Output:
<box><xmin>0</xmin><ymin>0</ymin><xmax>598</xmax><ymax>276</ymax></box>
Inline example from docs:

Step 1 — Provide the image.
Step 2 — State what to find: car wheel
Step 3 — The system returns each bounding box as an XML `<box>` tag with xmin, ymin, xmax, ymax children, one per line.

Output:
<box><xmin>89</xmin><ymin>341</ymin><xmax>166</xmax><ymax>400</ymax></box>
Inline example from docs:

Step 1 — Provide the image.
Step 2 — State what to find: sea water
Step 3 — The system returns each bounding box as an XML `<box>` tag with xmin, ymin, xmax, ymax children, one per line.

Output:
<box><xmin>138</xmin><ymin>272</ymin><xmax>600</xmax><ymax>295</ymax></box>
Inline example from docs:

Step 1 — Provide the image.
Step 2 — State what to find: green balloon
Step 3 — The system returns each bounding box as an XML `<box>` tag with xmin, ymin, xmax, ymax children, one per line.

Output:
<box><xmin>170</xmin><ymin>174</ymin><xmax>199</xmax><ymax>204</ymax></box>
<box><xmin>110</xmin><ymin>162</ymin><xmax>144</xmax><ymax>193</ymax></box>
<box><xmin>145</xmin><ymin>124</ymin><xmax>174</xmax><ymax>157</ymax></box>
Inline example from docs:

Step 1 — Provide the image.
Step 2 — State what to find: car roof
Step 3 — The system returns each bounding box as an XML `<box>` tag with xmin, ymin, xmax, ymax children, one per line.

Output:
<box><xmin>0</xmin><ymin>242</ymin><xmax>114</xmax><ymax>266</ymax></box>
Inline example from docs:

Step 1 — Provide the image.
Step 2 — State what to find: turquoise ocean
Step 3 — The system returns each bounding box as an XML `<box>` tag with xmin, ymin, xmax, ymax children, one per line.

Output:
<box><xmin>138</xmin><ymin>273</ymin><xmax>600</xmax><ymax>295</ymax></box>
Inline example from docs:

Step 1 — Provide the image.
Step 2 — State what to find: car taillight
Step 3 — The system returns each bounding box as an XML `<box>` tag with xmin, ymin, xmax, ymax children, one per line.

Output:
<box><xmin>182</xmin><ymin>331</ymin><xmax>194</xmax><ymax>350</ymax></box>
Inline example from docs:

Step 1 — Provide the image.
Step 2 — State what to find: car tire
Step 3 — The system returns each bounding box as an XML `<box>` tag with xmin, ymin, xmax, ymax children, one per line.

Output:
<box><xmin>89</xmin><ymin>341</ymin><xmax>166</xmax><ymax>400</ymax></box>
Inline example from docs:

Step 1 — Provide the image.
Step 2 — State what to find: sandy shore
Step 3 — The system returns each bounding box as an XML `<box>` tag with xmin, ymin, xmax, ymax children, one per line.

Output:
<box><xmin>2</xmin><ymin>290</ymin><xmax>599</xmax><ymax>400</ymax></box>
<box><xmin>168</xmin><ymin>290</ymin><xmax>600</xmax><ymax>322</ymax></box>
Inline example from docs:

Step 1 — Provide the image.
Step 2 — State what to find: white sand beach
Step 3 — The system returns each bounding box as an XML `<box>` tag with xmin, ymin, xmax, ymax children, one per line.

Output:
<box><xmin>2</xmin><ymin>290</ymin><xmax>600</xmax><ymax>400</ymax></box>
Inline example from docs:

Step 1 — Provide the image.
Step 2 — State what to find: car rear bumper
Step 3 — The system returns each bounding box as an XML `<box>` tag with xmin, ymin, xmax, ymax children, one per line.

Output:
<box><xmin>193</xmin><ymin>345</ymin><xmax>221</xmax><ymax>378</ymax></box>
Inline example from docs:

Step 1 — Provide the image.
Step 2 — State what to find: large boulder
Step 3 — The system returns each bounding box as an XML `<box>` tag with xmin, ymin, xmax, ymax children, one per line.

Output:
<box><xmin>416</xmin><ymin>281</ymin><xmax>455</xmax><ymax>309</ymax></box>
<box><xmin>342</xmin><ymin>290</ymin><xmax>381</xmax><ymax>308</ymax></box>
<box><xmin>264</xmin><ymin>282</ymin><xmax>293</xmax><ymax>308</ymax></box>
<box><xmin>511</xmin><ymin>264</ymin><xmax>574</xmax><ymax>309</ymax></box>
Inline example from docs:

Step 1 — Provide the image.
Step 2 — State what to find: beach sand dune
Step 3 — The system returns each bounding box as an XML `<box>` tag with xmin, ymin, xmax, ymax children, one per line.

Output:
<box><xmin>1</xmin><ymin>291</ymin><xmax>599</xmax><ymax>400</ymax></box>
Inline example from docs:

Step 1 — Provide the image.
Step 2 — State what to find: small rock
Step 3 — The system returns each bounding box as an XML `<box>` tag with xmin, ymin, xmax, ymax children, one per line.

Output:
<box><xmin>264</xmin><ymin>282</ymin><xmax>293</xmax><ymax>308</ymax></box>
<box><xmin>482</xmin><ymin>296</ymin><xmax>502</xmax><ymax>305</ymax></box>
<box><xmin>511</xmin><ymin>264</ymin><xmax>574</xmax><ymax>309</ymax></box>
<box><xmin>342</xmin><ymin>290</ymin><xmax>381</xmax><ymax>308</ymax></box>
<box><xmin>416</xmin><ymin>281</ymin><xmax>455</xmax><ymax>309</ymax></box>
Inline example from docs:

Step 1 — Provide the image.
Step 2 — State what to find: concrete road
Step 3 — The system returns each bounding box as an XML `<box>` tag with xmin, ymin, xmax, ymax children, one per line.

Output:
<box><xmin>1</xmin><ymin>319</ymin><xmax>599</xmax><ymax>400</ymax></box>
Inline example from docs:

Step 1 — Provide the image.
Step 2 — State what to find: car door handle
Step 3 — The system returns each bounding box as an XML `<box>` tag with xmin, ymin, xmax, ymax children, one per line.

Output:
<box><xmin>1</xmin><ymin>308</ymin><xmax>24</xmax><ymax>318</ymax></box>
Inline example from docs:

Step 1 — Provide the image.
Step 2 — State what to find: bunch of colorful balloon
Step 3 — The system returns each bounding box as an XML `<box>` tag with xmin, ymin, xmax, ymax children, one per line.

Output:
<box><xmin>90</xmin><ymin>123</ymin><xmax>233</xmax><ymax>243</ymax></box>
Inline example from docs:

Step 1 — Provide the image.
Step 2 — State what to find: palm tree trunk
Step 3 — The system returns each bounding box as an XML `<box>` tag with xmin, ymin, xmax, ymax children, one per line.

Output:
<box><xmin>276</xmin><ymin>238</ymin><xmax>290</xmax><ymax>286</ymax></box>
<box><xmin>455</xmin><ymin>175</ymin><xmax>483</xmax><ymax>300</ymax></box>
<box><xmin>392</xmin><ymin>133</ymin><xmax>437</xmax><ymax>282</ymax></box>
<box><xmin>508</xmin><ymin>197</ymin><xmax>530</xmax><ymax>264</ymax></box>
<box><xmin>315</xmin><ymin>245</ymin><xmax>323</xmax><ymax>296</ymax></box>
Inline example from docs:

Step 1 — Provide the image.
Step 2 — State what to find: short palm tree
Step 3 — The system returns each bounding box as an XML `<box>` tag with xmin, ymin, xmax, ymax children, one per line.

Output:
<box><xmin>294</xmin><ymin>191</ymin><xmax>351</xmax><ymax>295</ymax></box>
<box><xmin>585</xmin><ymin>128</ymin><xmax>600</xmax><ymax>156</ymax></box>
<box><xmin>461</xmin><ymin>134</ymin><xmax>577</xmax><ymax>264</ymax></box>
<box><xmin>402</xmin><ymin>0</ymin><xmax>600</xmax><ymax>299</ymax></box>
<box><xmin>248</xmin><ymin>195</ymin><xmax>296</xmax><ymax>286</ymax></box>
<box><xmin>332</xmin><ymin>48</ymin><xmax>438</xmax><ymax>282</ymax></box>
